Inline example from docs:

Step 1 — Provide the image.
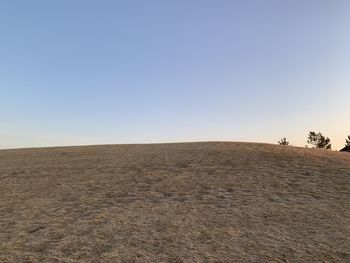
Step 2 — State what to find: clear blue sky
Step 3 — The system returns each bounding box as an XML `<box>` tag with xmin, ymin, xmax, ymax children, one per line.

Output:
<box><xmin>1</xmin><ymin>0</ymin><xmax>349</xmax><ymax>149</ymax></box>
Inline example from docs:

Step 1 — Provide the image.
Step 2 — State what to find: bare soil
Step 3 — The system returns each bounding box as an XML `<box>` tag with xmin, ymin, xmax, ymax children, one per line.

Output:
<box><xmin>0</xmin><ymin>142</ymin><xmax>349</xmax><ymax>262</ymax></box>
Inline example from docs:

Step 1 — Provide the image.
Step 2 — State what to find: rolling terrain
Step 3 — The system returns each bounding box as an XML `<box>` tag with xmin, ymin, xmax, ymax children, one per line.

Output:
<box><xmin>0</xmin><ymin>142</ymin><xmax>349</xmax><ymax>262</ymax></box>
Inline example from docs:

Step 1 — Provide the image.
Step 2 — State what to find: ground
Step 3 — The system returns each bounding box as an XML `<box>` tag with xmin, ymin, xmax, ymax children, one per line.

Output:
<box><xmin>0</xmin><ymin>142</ymin><xmax>349</xmax><ymax>262</ymax></box>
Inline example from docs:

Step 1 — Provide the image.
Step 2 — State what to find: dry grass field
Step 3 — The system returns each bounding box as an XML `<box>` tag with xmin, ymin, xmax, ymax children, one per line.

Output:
<box><xmin>0</xmin><ymin>142</ymin><xmax>349</xmax><ymax>262</ymax></box>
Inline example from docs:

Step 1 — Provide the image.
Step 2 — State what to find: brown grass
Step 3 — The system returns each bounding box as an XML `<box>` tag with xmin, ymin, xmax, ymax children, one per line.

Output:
<box><xmin>0</xmin><ymin>142</ymin><xmax>349</xmax><ymax>262</ymax></box>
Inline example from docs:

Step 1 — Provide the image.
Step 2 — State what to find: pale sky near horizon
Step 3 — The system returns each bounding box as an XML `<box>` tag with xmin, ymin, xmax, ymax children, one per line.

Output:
<box><xmin>1</xmin><ymin>0</ymin><xmax>349</xmax><ymax>150</ymax></box>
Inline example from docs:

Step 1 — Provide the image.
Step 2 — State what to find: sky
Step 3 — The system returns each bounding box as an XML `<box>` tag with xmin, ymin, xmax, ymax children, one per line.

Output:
<box><xmin>1</xmin><ymin>0</ymin><xmax>349</xmax><ymax>150</ymax></box>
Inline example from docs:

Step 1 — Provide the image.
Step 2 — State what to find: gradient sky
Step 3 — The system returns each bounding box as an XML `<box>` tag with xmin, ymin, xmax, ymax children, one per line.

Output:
<box><xmin>1</xmin><ymin>0</ymin><xmax>349</xmax><ymax>150</ymax></box>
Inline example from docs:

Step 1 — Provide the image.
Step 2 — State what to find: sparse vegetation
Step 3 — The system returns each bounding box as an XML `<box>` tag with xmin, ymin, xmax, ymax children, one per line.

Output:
<box><xmin>307</xmin><ymin>131</ymin><xmax>332</xmax><ymax>150</ymax></box>
<box><xmin>278</xmin><ymin>137</ymin><xmax>289</xmax><ymax>145</ymax></box>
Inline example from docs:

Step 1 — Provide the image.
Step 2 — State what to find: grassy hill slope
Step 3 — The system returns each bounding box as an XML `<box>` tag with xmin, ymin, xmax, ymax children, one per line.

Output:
<box><xmin>0</xmin><ymin>142</ymin><xmax>349</xmax><ymax>262</ymax></box>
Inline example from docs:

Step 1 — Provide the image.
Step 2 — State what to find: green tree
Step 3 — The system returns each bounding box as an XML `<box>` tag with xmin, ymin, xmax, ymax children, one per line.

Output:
<box><xmin>307</xmin><ymin>131</ymin><xmax>331</xmax><ymax>150</ymax></box>
<box><xmin>278</xmin><ymin>137</ymin><xmax>289</xmax><ymax>146</ymax></box>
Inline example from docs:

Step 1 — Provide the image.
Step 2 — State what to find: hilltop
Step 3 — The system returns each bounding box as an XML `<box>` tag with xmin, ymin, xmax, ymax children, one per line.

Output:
<box><xmin>0</xmin><ymin>142</ymin><xmax>349</xmax><ymax>262</ymax></box>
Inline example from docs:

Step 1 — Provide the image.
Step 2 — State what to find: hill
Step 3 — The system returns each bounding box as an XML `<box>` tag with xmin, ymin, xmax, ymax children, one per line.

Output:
<box><xmin>0</xmin><ymin>142</ymin><xmax>349</xmax><ymax>262</ymax></box>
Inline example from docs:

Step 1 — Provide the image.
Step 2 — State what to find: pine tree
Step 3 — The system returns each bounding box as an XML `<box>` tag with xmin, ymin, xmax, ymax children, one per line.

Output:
<box><xmin>307</xmin><ymin>131</ymin><xmax>331</xmax><ymax>150</ymax></box>
<box><xmin>345</xmin><ymin>135</ymin><xmax>350</xmax><ymax>147</ymax></box>
<box><xmin>278</xmin><ymin>137</ymin><xmax>289</xmax><ymax>146</ymax></box>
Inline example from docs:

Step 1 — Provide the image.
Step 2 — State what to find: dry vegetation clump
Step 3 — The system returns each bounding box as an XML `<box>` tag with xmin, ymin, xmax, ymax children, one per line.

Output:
<box><xmin>0</xmin><ymin>142</ymin><xmax>349</xmax><ymax>262</ymax></box>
